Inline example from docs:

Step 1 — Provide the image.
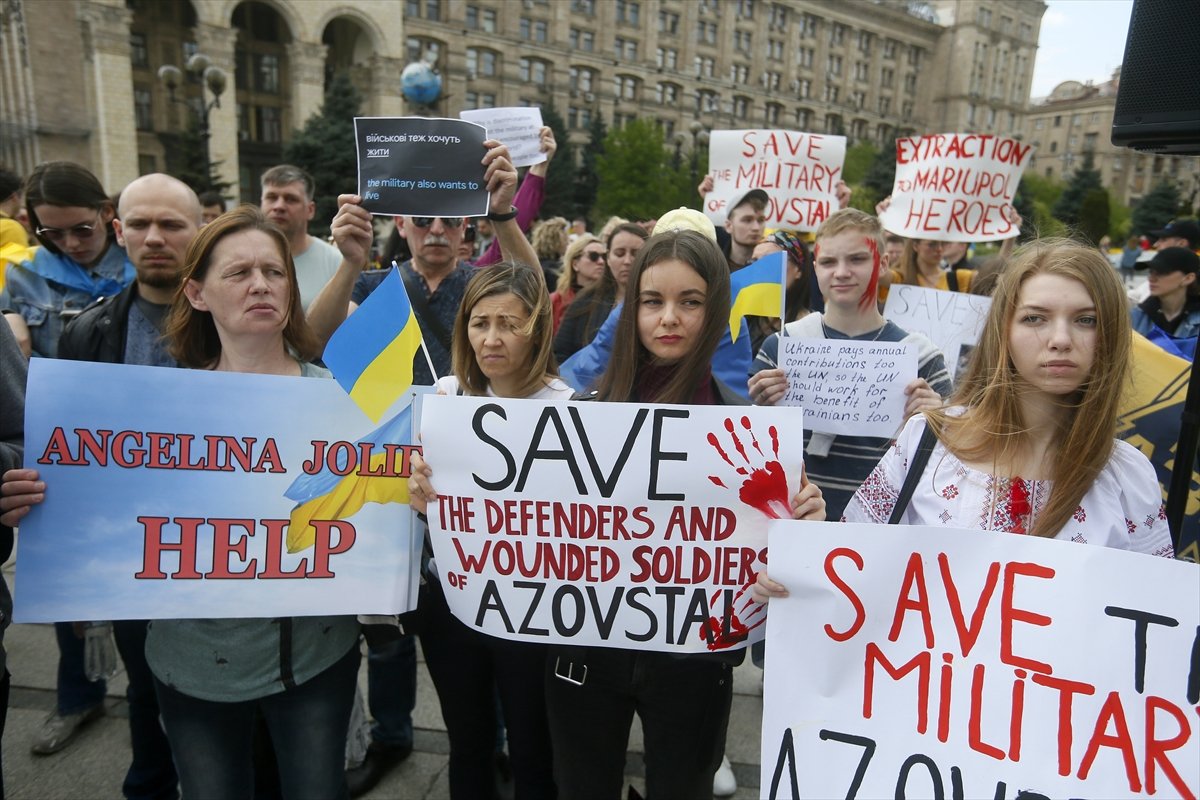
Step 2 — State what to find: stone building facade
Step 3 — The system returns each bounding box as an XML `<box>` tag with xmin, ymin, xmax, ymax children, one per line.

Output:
<box><xmin>1022</xmin><ymin>74</ymin><xmax>1200</xmax><ymax>210</ymax></box>
<box><xmin>2</xmin><ymin>0</ymin><xmax>1045</xmax><ymax>204</ymax></box>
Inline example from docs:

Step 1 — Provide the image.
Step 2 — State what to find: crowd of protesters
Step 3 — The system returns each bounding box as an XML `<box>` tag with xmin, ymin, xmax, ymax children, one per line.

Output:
<box><xmin>0</xmin><ymin>126</ymin><xmax>1190</xmax><ymax>800</ymax></box>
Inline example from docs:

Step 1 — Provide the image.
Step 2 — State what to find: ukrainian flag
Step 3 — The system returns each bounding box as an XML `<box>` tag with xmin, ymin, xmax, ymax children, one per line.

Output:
<box><xmin>283</xmin><ymin>402</ymin><xmax>413</xmax><ymax>553</ymax></box>
<box><xmin>323</xmin><ymin>267</ymin><xmax>423</xmax><ymax>423</ymax></box>
<box><xmin>728</xmin><ymin>251</ymin><xmax>785</xmax><ymax>343</ymax></box>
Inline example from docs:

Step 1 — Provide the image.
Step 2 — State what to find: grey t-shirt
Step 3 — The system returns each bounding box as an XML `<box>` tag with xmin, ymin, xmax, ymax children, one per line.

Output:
<box><xmin>293</xmin><ymin>237</ymin><xmax>342</xmax><ymax>312</ymax></box>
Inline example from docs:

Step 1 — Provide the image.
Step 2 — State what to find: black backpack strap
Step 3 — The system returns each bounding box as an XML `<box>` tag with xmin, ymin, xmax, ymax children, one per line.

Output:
<box><xmin>888</xmin><ymin>423</ymin><xmax>938</xmax><ymax>524</ymax></box>
<box><xmin>946</xmin><ymin>267</ymin><xmax>959</xmax><ymax>292</ymax></box>
<box><xmin>398</xmin><ymin>267</ymin><xmax>453</xmax><ymax>352</ymax></box>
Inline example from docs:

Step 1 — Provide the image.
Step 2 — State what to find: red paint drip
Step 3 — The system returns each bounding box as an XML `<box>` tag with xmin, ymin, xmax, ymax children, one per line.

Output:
<box><xmin>742</xmin><ymin>416</ymin><xmax>764</xmax><ymax>455</ymax></box>
<box><xmin>707</xmin><ymin>432</ymin><xmax>735</xmax><ymax>468</ymax></box>
<box><xmin>737</xmin><ymin>460</ymin><xmax>791</xmax><ymax>519</ymax></box>
<box><xmin>725</xmin><ymin>417</ymin><xmax>750</xmax><ymax>462</ymax></box>
<box><xmin>1007</xmin><ymin>477</ymin><xmax>1030</xmax><ymax>534</ymax></box>
<box><xmin>708</xmin><ymin>476</ymin><xmax>728</xmax><ymax>488</ymax></box>
<box><xmin>860</xmin><ymin>238</ymin><xmax>881</xmax><ymax>311</ymax></box>
<box><xmin>769</xmin><ymin>425</ymin><xmax>780</xmax><ymax>457</ymax></box>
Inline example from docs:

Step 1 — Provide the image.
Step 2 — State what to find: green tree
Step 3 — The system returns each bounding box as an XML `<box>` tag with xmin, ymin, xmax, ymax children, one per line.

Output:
<box><xmin>1078</xmin><ymin>187</ymin><xmax>1111</xmax><ymax>246</ymax></box>
<box><xmin>1131</xmin><ymin>180</ymin><xmax>1183</xmax><ymax>236</ymax></box>
<box><xmin>842</xmin><ymin>141</ymin><xmax>878</xmax><ymax>185</ymax></box>
<box><xmin>1051</xmin><ymin>150</ymin><xmax>1103</xmax><ymax>231</ymax></box>
<box><xmin>282</xmin><ymin>72</ymin><xmax>362</xmax><ymax>235</ymax></box>
<box><xmin>862</xmin><ymin>136</ymin><xmax>898</xmax><ymax>200</ymax></box>
<box><xmin>164</xmin><ymin>115</ymin><xmax>235</xmax><ymax>196</ymax></box>
<box><xmin>593</xmin><ymin>119</ymin><xmax>681</xmax><ymax>222</ymax></box>
<box><xmin>574</xmin><ymin>114</ymin><xmax>607</xmax><ymax>224</ymax></box>
<box><xmin>538</xmin><ymin>103</ymin><xmax>575</xmax><ymax>220</ymax></box>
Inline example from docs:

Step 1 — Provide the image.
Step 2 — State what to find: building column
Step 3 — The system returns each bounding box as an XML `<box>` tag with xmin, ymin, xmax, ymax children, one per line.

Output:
<box><xmin>286</xmin><ymin>40</ymin><xmax>328</xmax><ymax>130</ymax></box>
<box><xmin>76</xmin><ymin>0</ymin><xmax>136</xmax><ymax>190</ymax></box>
<box><xmin>369</xmin><ymin>55</ymin><xmax>406</xmax><ymax>116</ymax></box>
<box><xmin>193</xmin><ymin>23</ymin><xmax>240</xmax><ymax>201</ymax></box>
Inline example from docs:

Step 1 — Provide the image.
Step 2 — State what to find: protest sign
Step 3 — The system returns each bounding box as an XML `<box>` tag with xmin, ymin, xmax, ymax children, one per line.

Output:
<box><xmin>354</xmin><ymin>116</ymin><xmax>489</xmax><ymax>217</ymax></box>
<box><xmin>778</xmin><ymin>337</ymin><xmax>916</xmax><ymax>437</ymax></box>
<box><xmin>761</xmin><ymin>521</ymin><xmax>1198</xmax><ymax>800</ymax></box>
<box><xmin>879</xmin><ymin>133</ymin><xmax>1033</xmax><ymax>242</ymax></box>
<box><xmin>704</xmin><ymin>130</ymin><xmax>846</xmax><ymax>232</ymax></box>
<box><xmin>419</xmin><ymin>395</ymin><xmax>806</xmax><ymax>653</ymax></box>
<box><xmin>885</xmin><ymin>284</ymin><xmax>991</xmax><ymax>379</ymax></box>
<box><xmin>15</xmin><ymin>359</ymin><xmax>421</xmax><ymax>623</ymax></box>
<box><xmin>459</xmin><ymin>107</ymin><xmax>546</xmax><ymax>168</ymax></box>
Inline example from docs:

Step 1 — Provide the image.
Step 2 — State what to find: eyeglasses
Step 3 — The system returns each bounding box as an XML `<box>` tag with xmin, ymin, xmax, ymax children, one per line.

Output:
<box><xmin>411</xmin><ymin>217</ymin><xmax>464</xmax><ymax>229</ymax></box>
<box><xmin>36</xmin><ymin>213</ymin><xmax>103</xmax><ymax>244</ymax></box>
<box><xmin>582</xmin><ymin>251</ymin><xmax>607</xmax><ymax>263</ymax></box>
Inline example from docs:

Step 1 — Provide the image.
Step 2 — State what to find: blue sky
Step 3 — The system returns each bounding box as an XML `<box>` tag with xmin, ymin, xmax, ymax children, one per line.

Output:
<box><xmin>1030</xmin><ymin>0</ymin><xmax>1134</xmax><ymax>97</ymax></box>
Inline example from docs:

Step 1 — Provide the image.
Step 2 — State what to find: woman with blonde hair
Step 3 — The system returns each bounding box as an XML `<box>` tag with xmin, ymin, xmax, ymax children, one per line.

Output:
<box><xmin>531</xmin><ymin>216</ymin><xmax>569</xmax><ymax>282</ymax></box>
<box><xmin>755</xmin><ymin>239</ymin><xmax>1173</xmax><ymax>595</ymax></box>
<box><xmin>550</xmin><ymin>233</ymin><xmax>605</xmax><ymax>331</ymax></box>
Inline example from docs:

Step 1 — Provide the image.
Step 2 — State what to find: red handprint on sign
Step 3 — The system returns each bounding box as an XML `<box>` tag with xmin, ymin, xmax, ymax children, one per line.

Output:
<box><xmin>707</xmin><ymin>416</ymin><xmax>790</xmax><ymax>519</ymax></box>
<box><xmin>700</xmin><ymin>583</ymin><xmax>766</xmax><ymax>650</ymax></box>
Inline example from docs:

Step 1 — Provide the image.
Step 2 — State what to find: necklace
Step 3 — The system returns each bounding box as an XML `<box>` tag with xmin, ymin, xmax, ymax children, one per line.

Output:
<box><xmin>820</xmin><ymin>316</ymin><xmax>887</xmax><ymax>342</ymax></box>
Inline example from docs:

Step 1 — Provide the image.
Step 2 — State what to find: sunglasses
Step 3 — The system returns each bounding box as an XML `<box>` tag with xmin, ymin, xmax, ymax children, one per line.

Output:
<box><xmin>582</xmin><ymin>251</ymin><xmax>607</xmax><ymax>263</ymax></box>
<box><xmin>36</xmin><ymin>213</ymin><xmax>104</xmax><ymax>244</ymax></box>
<box><xmin>411</xmin><ymin>217</ymin><xmax>464</xmax><ymax>229</ymax></box>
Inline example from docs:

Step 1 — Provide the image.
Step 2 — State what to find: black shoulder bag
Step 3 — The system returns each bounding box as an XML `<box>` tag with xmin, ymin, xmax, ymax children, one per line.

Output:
<box><xmin>887</xmin><ymin>424</ymin><xmax>939</xmax><ymax>524</ymax></box>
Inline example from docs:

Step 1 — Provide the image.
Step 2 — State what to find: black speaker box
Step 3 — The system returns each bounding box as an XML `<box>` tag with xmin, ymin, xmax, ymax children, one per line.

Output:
<box><xmin>1110</xmin><ymin>0</ymin><xmax>1200</xmax><ymax>154</ymax></box>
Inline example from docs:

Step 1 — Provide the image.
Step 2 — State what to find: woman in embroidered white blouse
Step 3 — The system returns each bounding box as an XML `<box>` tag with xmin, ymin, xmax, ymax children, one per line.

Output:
<box><xmin>756</xmin><ymin>239</ymin><xmax>1174</xmax><ymax>605</ymax></box>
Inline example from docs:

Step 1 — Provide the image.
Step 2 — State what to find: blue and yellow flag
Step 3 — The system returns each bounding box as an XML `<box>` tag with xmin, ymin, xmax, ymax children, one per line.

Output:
<box><xmin>283</xmin><ymin>402</ymin><xmax>414</xmax><ymax>553</ymax></box>
<box><xmin>323</xmin><ymin>267</ymin><xmax>423</xmax><ymax>422</ymax></box>
<box><xmin>729</xmin><ymin>251</ymin><xmax>785</xmax><ymax>342</ymax></box>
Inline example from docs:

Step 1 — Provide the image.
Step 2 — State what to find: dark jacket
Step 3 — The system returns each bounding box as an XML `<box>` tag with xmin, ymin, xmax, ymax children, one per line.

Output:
<box><xmin>57</xmin><ymin>282</ymin><xmax>140</xmax><ymax>364</ymax></box>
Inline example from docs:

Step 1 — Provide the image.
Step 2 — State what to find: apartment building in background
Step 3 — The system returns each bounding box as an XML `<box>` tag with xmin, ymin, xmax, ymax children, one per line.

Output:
<box><xmin>30</xmin><ymin>0</ymin><xmax>1185</xmax><ymax>210</ymax></box>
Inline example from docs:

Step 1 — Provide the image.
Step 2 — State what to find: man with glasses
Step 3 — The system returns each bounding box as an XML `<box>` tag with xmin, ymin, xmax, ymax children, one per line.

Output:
<box><xmin>260</xmin><ymin>164</ymin><xmax>342</xmax><ymax>311</ymax></box>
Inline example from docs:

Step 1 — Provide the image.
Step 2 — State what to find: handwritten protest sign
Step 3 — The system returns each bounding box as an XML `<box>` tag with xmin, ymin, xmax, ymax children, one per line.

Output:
<box><xmin>885</xmin><ymin>284</ymin><xmax>991</xmax><ymax>379</ymax></box>
<box><xmin>15</xmin><ymin>359</ymin><xmax>421</xmax><ymax>622</ymax></box>
<box><xmin>419</xmin><ymin>395</ymin><xmax>806</xmax><ymax>653</ymax></box>
<box><xmin>879</xmin><ymin>133</ymin><xmax>1033</xmax><ymax>242</ymax></box>
<box><xmin>778</xmin><ymin>338</ymin><xmax>916</xmax><ymax>437</ymax></box>
<box><xmin>704</xmin><ymin>130</ymin><xmax>846</xmax><ymax>231</ymax></box>
<box><xmin>761</xmin><ymin>521</ymin><xmax>1198</xmax><ymax>800</ymax></box>
<box><xmin>354</xmin><ymin>116</ymin><xmax>489</xmax><ymax>217</ymax></box>
<box><xmin>459</xmin><ymin>107</ymin><xmax>545</xmax><ymax>168</ymax></box>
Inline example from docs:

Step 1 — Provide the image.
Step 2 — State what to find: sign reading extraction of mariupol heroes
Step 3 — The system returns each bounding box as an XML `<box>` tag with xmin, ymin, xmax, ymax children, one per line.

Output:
<box><xmin>878</xmin><ymin>133</ymin><xmax>1032</xmax><ymax>242</ymax></box>
<box><xmin>420</xmin><ymin>395</ymin><xmax>806</xmax><ymax>653</ymax></box>
<box><xmin>761</xmin><ymin>521</ymin><xmax>1199</xmax><ymax>800</ymax></box>
<box><xmin>14</xmin><ymin>359</ymin><xmax>421</xmax><ymax>623</ymax></box>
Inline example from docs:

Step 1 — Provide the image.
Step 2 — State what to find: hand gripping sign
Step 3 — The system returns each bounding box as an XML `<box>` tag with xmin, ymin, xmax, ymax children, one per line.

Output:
<box><xmin>419</xmin><ymin>395</ymin><xmax>807</xmax><ymax>653</ymax></box>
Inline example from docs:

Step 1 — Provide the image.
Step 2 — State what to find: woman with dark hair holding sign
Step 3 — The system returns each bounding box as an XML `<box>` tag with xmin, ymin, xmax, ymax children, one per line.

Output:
<box><xmin>754</xmin><ymin>240</ymin><xmax>1174</xmax><ymax>608</ymax></box>
<box><xmin>3</xmin><ymin>207</ymin><xmax>363</xmax><ymax>799</ymax></box>
<box><xmin>407</xmin><ymin>260</ymin><xmax>567</xmax><ymax>799</ymax></box>
<box><xmin>540</xmin><ymin>228</ymin><xmax>826</xmax><ymax>798</ymax></box>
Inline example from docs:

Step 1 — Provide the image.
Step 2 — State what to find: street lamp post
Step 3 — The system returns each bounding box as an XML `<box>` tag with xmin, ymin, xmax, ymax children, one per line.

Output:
<box><xmin>687</xmin><ymin>119</ymin><xmax>710</xmax><ymax>188</ymax></box>
<box><xmin>158</xmin><ymin>53</ymin><xmax>227</xmax><ymax>188</ymax></box>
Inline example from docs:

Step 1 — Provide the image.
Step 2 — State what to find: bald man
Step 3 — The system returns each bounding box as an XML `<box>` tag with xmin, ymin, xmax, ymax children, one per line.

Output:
<box><xmin>41</xmin><ymin>173</ymin><xmax>198</xmax><ymax>797</ymax></box>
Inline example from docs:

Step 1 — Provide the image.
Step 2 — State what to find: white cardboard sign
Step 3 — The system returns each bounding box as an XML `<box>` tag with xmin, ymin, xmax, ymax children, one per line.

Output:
<box><xmin>761</xmin><ymin>520</ymin><xmax>1198</xmax><ymax>800</ymax></box>
<box><xmin>419</xmin><ymin>395</ymin><xmax>808</xmax><ymax>653</ymax></box>
<box><xmin>704</xmin><ymin>130</ymin><xmax>846</xmax><ymax>232</ymax></box>
<box><xmin>778</xmin><ymin>338</ymin><xmax>917</xmax><ymax>437</ymax></box>
<box><xmin>879</xmin><ymin>133</ymin><xmax>1033</xmax><ymax>242</ymax></box>
<box><xmin>884</xmin><ymin>284</ymin><xmax>991</xmax><ymax>379</ymax></box>
<box><xmin>459</xmin><ymin>107</ymin><xmax>546</xmax><ymax>167</ymax></box>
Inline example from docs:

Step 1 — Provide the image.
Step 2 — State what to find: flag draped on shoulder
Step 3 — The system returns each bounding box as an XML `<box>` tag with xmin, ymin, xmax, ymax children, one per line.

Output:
<box><xmin>728</xmin><ymin>251</ymin><xmax>785</xmax><ymax>343</ymax></box>
<box><xmin>322</xmin><ymin>267</ymin><xmax>423</xmax><ymax>423</ymax></box>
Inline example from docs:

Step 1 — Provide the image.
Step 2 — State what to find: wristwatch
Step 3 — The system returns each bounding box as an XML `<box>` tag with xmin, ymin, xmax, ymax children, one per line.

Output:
<box><xmin>487</xmin><ymin>206</ymin><xmax>518</xmax><ymax>222</ymax></box>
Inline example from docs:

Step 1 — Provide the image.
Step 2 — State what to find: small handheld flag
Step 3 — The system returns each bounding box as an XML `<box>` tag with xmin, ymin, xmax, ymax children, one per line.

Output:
<box><xmin>323</xmin><ymin>267</ymin><xmax>424</xmax><ymax>422</ymax></box>
<box><xmin>728</xmin><ymin>251</ymin><xmax>785</xmax><ymax>343</ymax></box>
